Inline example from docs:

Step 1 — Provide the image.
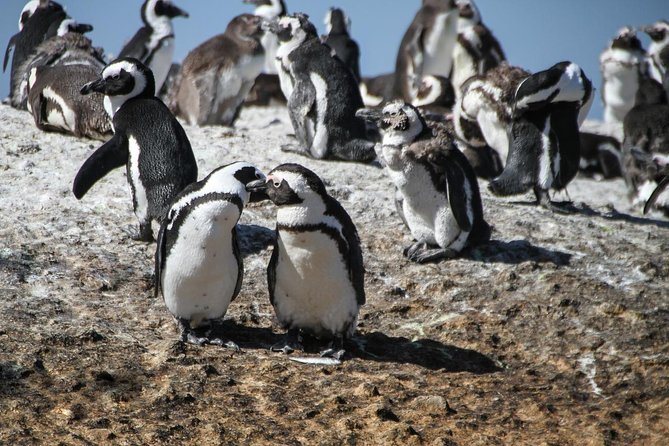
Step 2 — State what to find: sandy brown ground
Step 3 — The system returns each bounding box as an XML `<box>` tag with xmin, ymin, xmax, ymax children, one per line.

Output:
<box><xmin>0</xmin><ymin>104</ymin><xmax>667</xmax><ymax>445</ymax></box>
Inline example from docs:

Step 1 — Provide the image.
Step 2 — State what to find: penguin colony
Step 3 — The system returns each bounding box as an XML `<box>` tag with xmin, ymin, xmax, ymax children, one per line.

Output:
<box><xmin>3</xmin><ymin>0</ymin><xmax>668</xmax><ymax>362</ymax></box>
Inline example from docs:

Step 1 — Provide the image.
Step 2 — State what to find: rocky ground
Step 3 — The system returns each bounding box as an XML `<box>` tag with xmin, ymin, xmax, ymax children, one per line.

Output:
<box><xmin>0</xmin><ymin>104</ymin><xmax>667</xmax><ymax>445</ymax></box>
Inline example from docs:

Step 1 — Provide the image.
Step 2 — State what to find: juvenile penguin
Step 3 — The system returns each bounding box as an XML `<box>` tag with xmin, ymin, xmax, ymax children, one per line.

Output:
<box><xmin>321</xmin><ymin>7</ymin><xmax>361</xmax><ymax>82</ymax></box>
<box><xmin>243</xmin><ymin>0</ymin><xmax>286</xmax><ymax>75</ymax></box>
<box><xmin>450</xmin><ymin>0</ymin><xmax>505</xmax><ymax>97</ymax></box>
<box><xmin>489</xmin><ymin>62</ymin><xmax>593</xmax><ymax>212</ymax></box>
<box><xmin>357</xmin><ymin>102</ymin><xmax>490</xmax><ymax>263</ymax></box>
<box><xmin>643</xmin><ymin>20</ymin><xmax>669</xmax><ymax>91</ymax></box>
<box><xmin>267</xmin><ymin>13</ymin><xmax>375</xmax><ymax>162</ymax></box>
<box><xmin>453</xmin><ymin>62</ymin><xmax>530</xmax><ymax>165</ymax></box>
<box><xmin>245</xmin><ymin>163</ymin><xmax>365</xmax><ymax>360</ymax></box>
<box><xmin>118</xmin><ymin>0</ymin><xmax>188</xmax><ymax>94</ymax></box>
<box><xmin>172</xmin><ymin>14</ymin><xmax>265</xmax><ymax>126</ymax></box>
<box><xmin>4</xmin><ymin>0</ymin><xmax>67</xmax><ymax>107</ymax></box>
<box><xmin>599</xmin><ymin>27</ymin><xmax>646</xmax><ymax>125</ymax></box>
<box><xmin>155</xmin><ymin>162</ymin><xmax>266</xmax><ymax>346</ymax></box>
<box><xmin>391</xmin><ymin>0</ymin><xmax>459</xmax><ymax>102</ymax></box>
<box><xmin>73</xmin><ymin>58</ymin><xmax>198</xmax><ymax>241</ymax></box>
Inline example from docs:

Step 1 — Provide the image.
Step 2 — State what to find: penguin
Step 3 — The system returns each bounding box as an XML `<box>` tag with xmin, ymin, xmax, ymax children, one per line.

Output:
<box><xmin>488</xmin><ymin>62</ymin><xmax>593</xmax><ymax>212</ymax></box>
<box><xmin>18</xmin><ymin>1</ymin><xmax>41</xmax><ymax>31</ymax></box>
<box><xmin>450</xmin><ymin>0</ymin><xmax>505</xmax><ymax>97</ymax></box>
<box><xmin>243</xmin><ymin>0</ymin><xmax>286</xmax><ymax>75</ymax></box>
<box><xmin>73</xmin><ymin>58</ymin><xmax>198</xmax><ymax>242</ymax></box>
<box><xmin>245</xmin><ymin>163</ymin><xmax>365</xmax><ymax>360</ymax></box>
<box><xmin>621</xmin><ymin>75</ymin><xmax>669</xmax><ymax>215</ymax></box>
<box><xmin>453</xmin><ymin>62</ymin><xmax>530</xmax><ymax>165</ymax></box>
<box><xmin>155</xmin><ymin>162</ymin><xmax>266</xmax><ymax>347</ymax></box>
<box><xmin>357</xmin><ymin>102</ymin><xmax>490</xmax><ymax>263</ymax></box>
<box><xmin>390</xmin><ymin>0</ymin><xmax>459</xmax><ymax>102</ymax></box>
<box><xmin>118</xmin><ymin>0</ymin><xmax>189</xmax><ymax>95</ymax></box>
<box><xmin>578</xmin><ymin>131</ymin><xmax>622</xmax><ymax>179</ymax></box>
<box><xmin>321</xmin><ymin>7</ymin><xmax>361</xmax><ymax>82</ymax></box>
<box><xmin>13</xmin><ymin>20</ymin><xmax>102</xmax><ymax>110</ymax></box>
<box><xmin>266</xmin><ymin>13</ymin><xmax>375</xmax><ymax>162</ymax></box>
<box><xmin>642</xmin><ymin>20</ymin><xmax>669</xmax><ymax>92</ymax></box>
<box><xmin>359</xmin><ymin>72</ymin><xmax>394</xmax><ymax>107</ymax></box>
<box><xmin>599</xmin><ymin>27</ymin><xmax>646</xmax><ymax>125</ymax></box>
<box><xmin>26</xmin><ymin>64</ymin><xmax>111</xmax><ymax>140</ymax></box>
<box><xmin>4</xmin><ymin>0</ymin><xmax>67</xmax><ymax>107</ymax></box>
<box><xmin>413</xmin><ymin>74</ymin><xmax>456</xmax><ymax>115</ymax></box>
<box><xmin>172</xmin><ymin>14</ymin><xmax>265</xmax><ymax>126</ymax></box>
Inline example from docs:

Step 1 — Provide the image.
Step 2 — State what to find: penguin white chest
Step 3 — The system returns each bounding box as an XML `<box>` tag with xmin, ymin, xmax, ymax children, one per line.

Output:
<box><xmin>273</xmin><ymin>230</ymin><xmax>358</xmax><ymax>337</ymax></box>
<box><xmin>149</xmin><ymin>36</ymin><xmax>175</xmax><ymax>93</ymax></box>
<box><xmin>423</xmin><ymin>11</ymin><xmax>458</xmax><ymax>77</ymax></box>
<box><xmin>127</xmin><ymin>136</ymin><xmax>149</xmax><ymax>222</ymax></box>
<box><xmin>162</xmin><ymin>201</ymin><xmax>241</xmax><ymax>326</ymax></box>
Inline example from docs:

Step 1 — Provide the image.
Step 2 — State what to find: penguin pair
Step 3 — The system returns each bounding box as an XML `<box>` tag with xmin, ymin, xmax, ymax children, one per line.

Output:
<box><xmin>73</xmin><ymin>58</ymin><xmax>197</xmax><ymax>242</ymax></box>
<box><xmin>357</xmin><ymin>102</ymin><xmax>490</xmax><ymax>263</ymax></box>
<box><xmin>246</xmin><ymin>164</ymin><xmax>365</xmax><ymax>362</ymax></box>
<box><xmin>119</xmin><ymin>0</ymin><xmax>189</xmax><ymax>95</ymax></box>
<box><xmin>266</xmin><ymin>13</ymin><xmax>375</xmax><ymax>162</ymax></box>
<box><xmin>171</xmin><ymin>14</ymin><xmax>265</xmax><ymax>126</ymax></box>
<box><xmin>489</xmin><ymin>62</ymin><xmax>593</xmax><ymax>213</ymax></box>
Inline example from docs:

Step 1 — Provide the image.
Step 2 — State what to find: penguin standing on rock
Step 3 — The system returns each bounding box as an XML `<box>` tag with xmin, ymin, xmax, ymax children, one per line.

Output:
<box><xmin>358</xmin><ymin>102</ymin><xmax>490</xmax><ymax>263</ymax></box>
<box><xmin>245</xmin><ymin>163</ymin><xmax>365</xmax><ymax>362</ymax></box>
<box><xmin>489</xmin><ymin>62</ymin><xmax>593</xmax><ymax>213</ymax></box>
<box><xmin>266</xmin><ymin>14</ymin><xmax>375</xmax><ymax>162</ymax></box>
<box><xmin>172</xmin><ymin>14</ymin><xmax>265</xmax><ymax>126</ymax></box>
<box><xmin>321</xmin><ymin>7</ymin><xmax>361</xmax><ymax>82</ymax></box>
<box><xmin>155</xmin><ymin>162</ymin><xmax>267</xmax><ymax>347</ymax></box>
<box><xmin>118</xmin><ymin>0</ymin><xmax>189</xmax><ymax>94</ymax></box>
<box><xmin>73</xmin><ymin>58</ymin><xmax>198</xmax><ymax>242</ymax></box>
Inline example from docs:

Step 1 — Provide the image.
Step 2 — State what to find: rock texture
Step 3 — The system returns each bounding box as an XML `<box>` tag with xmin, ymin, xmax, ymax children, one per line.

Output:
<box><xmin>0</xmin><ymin>104</ymin><xmax>667</xmax><ymax>445</ymax></box>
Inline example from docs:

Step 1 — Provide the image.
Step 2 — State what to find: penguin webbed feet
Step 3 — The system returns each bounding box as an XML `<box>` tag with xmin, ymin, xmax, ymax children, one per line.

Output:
<box><xmin>280</xmin><ymin>143</ymin><xmax>309</xmax><ymax>156</ymax></box>
<box><xmin>404</xmin><ymin>241</ymin><xmax>458</xmax><ymax>263</ymax></box>
<box><xmin>271</xmin><ymin>328</ymin><xmax>304</xmax><ymax>354</ymax></box>
<box><xmin>177</xmin><ymin>319</ymin><xmax>240</xmax><ymax>350</ymax></box>
<box><xmin>319</xmin><ymin>336</ymin><xmax>346</xmax><ymax>361</ymax></box>
<box><xmin>534</xmin><ymin>187</ymin><xmax>578</xmax><ymax>214</ymax></box>
<box><xmin>129</xmin><ymin>222</ymin><xmax>154</xmax><ymax>242</ymax></box>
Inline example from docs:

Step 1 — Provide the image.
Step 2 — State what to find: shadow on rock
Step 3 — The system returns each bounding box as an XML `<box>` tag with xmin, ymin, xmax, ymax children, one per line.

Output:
<box><xmin>237</xmin><ymin>224</ymin><xmax>275</xmax><ymax>256</ymax></box>
<box><xmin>350</xmin><ymin>331</ymin><xmax>501</xmax><ymax>374</ymax></box>
<box><xmin>467</xmin><ymin>239</ymin><xmax>572</xmax><ymax>266</ymax></box>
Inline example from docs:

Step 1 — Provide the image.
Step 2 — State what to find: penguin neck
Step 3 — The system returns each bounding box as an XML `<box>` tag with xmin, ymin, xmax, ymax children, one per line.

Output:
<box><xmin>147</xmin><ymin>15</ymin><xmax>174</xmax><ymax>41</ymax></box>
<box><xmin>276</xmin><ymin>194</ymin><xmax>327</xmax><ymax>227</ymax></box>
<box><xmin>276</xmin><ymin>34</ymin><xmax>309</xmax><ymax>60</ymax></box>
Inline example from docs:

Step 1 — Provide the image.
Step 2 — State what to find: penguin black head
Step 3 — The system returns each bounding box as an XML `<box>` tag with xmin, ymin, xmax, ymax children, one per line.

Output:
<box><xmin>18</xmin><ymin>0</ymin><xmax>41</xmax><ymax>31</ymax></box>
<box><xmin>246</xmin><ymin>163</ymin><xmax>327</xmax><ymax>206</ymax></box>
<box><xmin>456</xmin><ymin>0</ymin><xmax>481</xmax><ymax>25</ymax></box>
<box><xmin>610</xmin><ymin>27</ymin><xmax>644</xmax><ymax>52</ymax></box>
<box><xmin>227</xmin><ymin>14</ymin><xmax>265</xmax><ymax>41</ymax></box>
<box><xmin>357</xmin><ymin>101</ymin><xmax>428</xmax><ymax>146</ymax></box>
<box><xmin>244</xmin><ymin>0</ymin><xmax>287</xmax><ymax>17</ymax></box>
<box><xmin>207</xmin><ymin>161</ymin><xmax>267</xmax><ymax>203</ymax></box>
<box><xmin>141</xmin><ymin>0</ymin><xmax>188</xmax><ymax>26</ymax></box>
<box><xmin>269</xmin><ymin>13</ymin><xmax>317</xmax><ymax>45</ymax></box>
<box><xmin>81</xmin><ymin>57</ymin><xmax>155</xmax><ymax>102</ymax></box>
<box><xmin>324</xmin><ymin>8</ymin><xmax>351</xmax><ymax>35</ymax></box>
<box><xmin>56</xmin><ymin>19</ymin><xmax>94</xmax><ymax>37</ymax></box>
<box><xmin>642</xmin><ymin>20</ymin><xmax>669</xmax><ymax>43</ymax></box>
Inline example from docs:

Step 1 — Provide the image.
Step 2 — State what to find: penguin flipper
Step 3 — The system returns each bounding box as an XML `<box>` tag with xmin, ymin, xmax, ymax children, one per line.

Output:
<box><xmin>488</xmin><ymin>120</ymin><xmax>539</xmax><ymax>196</ymax></box>
<box><xmin>3</xmin><ymin>33</ymin><xmax>18</xmax><ymax>72</ymax></box>
<box><xmin>288</xmin><ymin>80</ymin><xmax>316</xmax><ymax>149</ymax></box>
<box><xmin>267</xmin><ymin>228</ymin><xmax>279</xmax><ymax>307</ymax></box>
<box><xmin>72</xmin><ymin>133</ymin><xmax>129</xmax><ymax>199</ymax></box>
<box><xmin>118</xmin><ymin>27</ymin><xmax>151</xmax><ymax>61</ymax></box>
<box><xmin>439</xmin><ymin>152</ymin><xmax>473</xmax><ymax>232</ymax></box>
<box><xmin>154</xmin><ymin>219</ymin><xmax>168</xmax><ymax>299</ymax></box>
<box><xmin>644</xmin><ymin>176</ymin><xmax>669</xmax><ymax>215</ymax></box>
<box><xmin>230</xmin><ymin>226</ymin><xmax>243</xmax><ymax>302</ymax></box>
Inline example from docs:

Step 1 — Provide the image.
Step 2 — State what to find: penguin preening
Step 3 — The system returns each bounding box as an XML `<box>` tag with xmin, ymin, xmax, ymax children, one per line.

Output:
<box><xmin>391</xmin><ymin>0</ymin><xmax>459</xmax><ymax>103</ymax></box>
<box><xmin>172</xmin><ymin>14</ymin><xmax>265</xmax><ymax>126</ymax></box>
<box><xmin>73</xmin><ymin>58</ymin><xmax>198</xmax><ymax>242</ymax></box>
<box><xmin>357</xmin><ymin>102</ymin><xmax>490</xmax><ymax>263</ymax></box>
<box><xmin>489</xmin><ymin>62</ymin><xmax>593</xmax><ymax>213</ymax></box>
<box><xmin>155</xmin><ymin>162</ymin><xmax>266</xmax><ymax>347</ymax></box>
<box><xmin>245</xmin><ymin>163</ymin><xmax>365</xmax><ymax>362</ymax></box>
<box><xmin>267</xmin><ymin>13</ymin><xmax>375</xmax><ymax>162</ymax></box>
<box><xmin>450</xmin><ymin>0</ymin><xmax>505</xmax><ymax>97</ymax></box>
<box><xmin>599</xmin><ymin>27</ymin><xmax>646</xmax><ymax>125</ymax></box>
<box><xmin>118</xmin><ymin>0</ymin><xmax>188</xmax><ymax>95</ymax></box>
<box><xmin>321</xmin><ymin>7</ymin><xmax>361</xmax><ymax>82</ymax></box>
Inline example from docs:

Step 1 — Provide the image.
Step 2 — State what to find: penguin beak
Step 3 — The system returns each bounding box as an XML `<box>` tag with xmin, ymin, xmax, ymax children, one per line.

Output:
<box><xmin>80</xmin><ymin>78</ymin><xmax>106</xmax><ymax>95</ymax></box>
<box><xmin>73</xmin><ymin>23</ymin><xmax>94</xmax><ymax>34</ymax></box>
<box><xmin>246</xmin><ymin>179</ymin><xmax>269</xmax><ymax>202</ymax></box>
<box><xmin>356</xmin><ymin>108</ymin><xmax>383</xmax><ymax>125</ymax></box>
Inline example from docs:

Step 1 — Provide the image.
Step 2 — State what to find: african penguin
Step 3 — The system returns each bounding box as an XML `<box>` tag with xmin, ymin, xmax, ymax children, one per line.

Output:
<box><xmin>621</xmin><ymin>75</ymin><xmax>669</xmax><ymax>215</ymax></box>
<box><xmin>245</xmin><ymin>163</ymin><xmax>365</xmax><ymax>361</ymax></box>
<box><xmin>357</xmin><ymin>102</ymin><xmax>490</xmax><ymax>263</ymax></box>
<box><xmin>450</xmin><ymin>0</ymin><xmax>505</xmax><ymax>97</ymax></box>
<box><xmin>599</xmin><ymin>27</ymin><xmax>646</xmax><ymax>125</ymax></box>
<box><xmin>578</xmin><ymin>131</ymin><xmax>622</xmax><ymax>179</ymax></box>
<box><xmin>172</xmin><ymin>14</ymin><xmax>265</xmax><ymax>127</ymax></box>
<box><xmin>266</xmin><ymin>13</ymin><xmax>375</xmax><ymax>162</ymax></box>
<box><xmin>18</xmin><ymin>1</ymin><xmax>41</xmax><ymax>31</ymax></box>
<box><xmin>155</xmin><ymin>162</ymin><xmax>266</xmax><ymax>347</ymax></box>
<box><xmin>321</xmin><ymin>7</ymin><xmax>361</xmax><ymax>82</ymax></box>
<box><xmin>4</xmin><ymin>0</ymin><xmax>67</xmax><ymax>108</ymax></box>
<box><xmin>489</xmin><ymin>62</ymin><xmax>592</xmax><ymax>213</ymax></box>
<box><xmin>359</xmin><ymin>72</ymin><xmax>394</xmax><ymax>107</ymax></box>
<box><xmin>643</xmin><ymin>20</ymin><xmax>669</xmax><ymax>92</ymax></box>
<box><xmin>73</xmin><ymin>58</ymin><xmax>198</xmax><ymax>242</ymax></box>
<box><xmin>413</xmin><ymin>74</ymin><xmax>456</xmax><ymax>115</ymax></box>
<box><xmin>118</xmin><ymin>0</ymin><xmax>188</xmax><ymax>95</ymax></box>
<box><xmin>453</xmin><ymin>62</ymin><xmax>530</xmax><ymax>165</ymax></box>
<box><xmin>243</xmin><ymin>0</ymin><xmax>286</xmax><ymax>75</ymax></box>
<box><xmin>391</xmin><ymin>0</ymin><xmax>459</xmax><ymax>102</ymax></box>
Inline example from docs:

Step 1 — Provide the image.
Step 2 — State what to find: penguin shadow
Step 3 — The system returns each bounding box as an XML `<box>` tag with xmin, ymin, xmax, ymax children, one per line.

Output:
<box><xmin>465</xmin><ymin>239</ymin><xmax>572</xmax><ymax>266</ymax></box>
<box><xmin>236</xmin><ymin>224</ymin><xmax>275</xmax><ymax>255</ymax></box>
<box><xmin>349</xmin><ymin>332</ymin><xmax>501</xmax><ymax>374</ymax></box>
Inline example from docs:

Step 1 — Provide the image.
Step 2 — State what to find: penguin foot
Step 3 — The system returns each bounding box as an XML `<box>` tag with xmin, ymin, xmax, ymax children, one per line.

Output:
<box><xmin>320</xmin><ymin>336</ymin><xmax>346</xmax><ymax>360</ymax></box>
<box><xmin>131</xmin><ymin>223</ymin><xmax>154</xmax><ymax>242</ymax></box>
<box><xmin>181</xmin><ymin>331</ymin><xmax>209</xmax><ymax>346</ymax></box>
<box><xmin>271</xmin><ymin>329</ymin><xmax>303</xmax><ymax>354</ymax></box>
<box><xmin>404</xmin><ymin>242</ymin><xmax>458</xmax><ymax>263</ymax></box>
<box><xmin>280</xmin><ymin>143</ymin><xmax>308</xmax><ymax>155</ymax></box>
<box><xmin>209</xmin><ymin>337</ymin><xmax>241</xmax><ymax>351</ymax></box>
<box><xmin>534</xmin><ymin>189</ymin><xmax>577</xmax><ymax>214</ymax></box>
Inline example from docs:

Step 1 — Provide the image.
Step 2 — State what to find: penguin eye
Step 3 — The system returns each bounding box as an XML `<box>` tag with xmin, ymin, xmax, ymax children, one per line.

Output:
<box><xmin>273</xmin><ymin>180</ymin><xmax>281</xmax><ymax>188</ymax></box>
<box><xmin>111</xmin><ymin>74</ymin><xmax>120</xmax><ymax>80</ymax></box>
<box><xmin>255</xmin><ymin>171</ymin><xmax>263</xmax><ymax>179</ymax></box>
